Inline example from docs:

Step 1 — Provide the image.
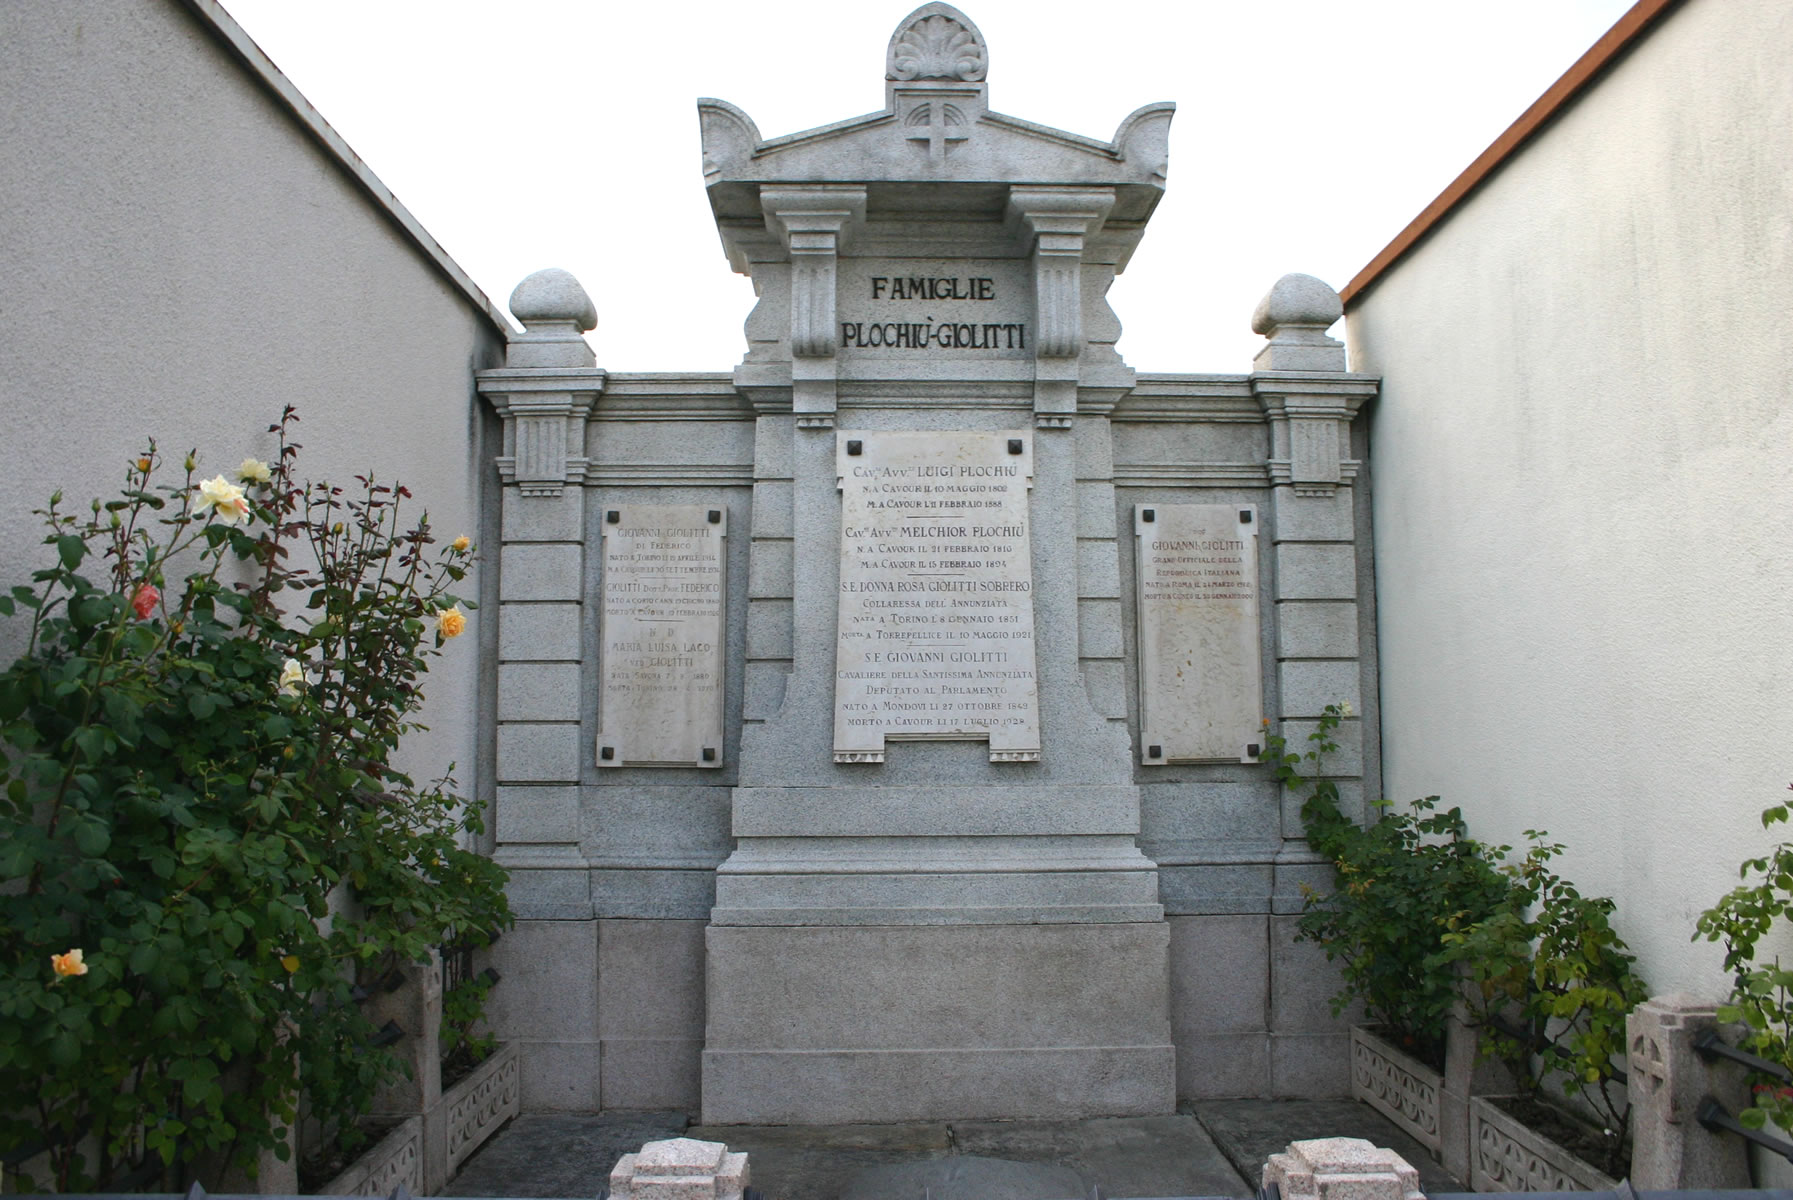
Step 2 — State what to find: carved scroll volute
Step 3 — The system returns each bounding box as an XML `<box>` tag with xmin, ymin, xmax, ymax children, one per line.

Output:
<box><xmin>788</xmin><ymin>242</ymin><xmax>838</xmax><ymax>358</ymax></box>
<box><xmin>760</xmin><ymin>187</ymin><xmax>867</xmax><ymax>359</ymax></box>
<box><xmin>1032</xmin><ymin>259</ymin><xmax>1082</xmax><ymax>358</ymax></box>
<box><xmin>1008</xmin><ymin>187</ymin><xmax>1116</xmax><ymax>359</ymax></box>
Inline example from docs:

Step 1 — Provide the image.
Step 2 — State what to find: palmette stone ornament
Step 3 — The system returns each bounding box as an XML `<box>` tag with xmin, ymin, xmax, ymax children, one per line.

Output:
<box><xmin>887</xmin><ymin>4</ymin><xmax>987</xmax><ymax>81</ymax></box>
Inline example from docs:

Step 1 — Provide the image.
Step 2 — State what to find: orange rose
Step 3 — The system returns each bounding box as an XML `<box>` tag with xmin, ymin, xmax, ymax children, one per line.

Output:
<box><xmin>436</xmin><ymin>606</ymin><xmax>467</xmax><ymax>639</ymax></box>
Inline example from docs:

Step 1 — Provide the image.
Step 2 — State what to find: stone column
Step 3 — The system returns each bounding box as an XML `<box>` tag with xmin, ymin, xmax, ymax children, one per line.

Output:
<box><xmin>1628</xmin><ymin>992</ymin><xmax>1752</xmax><ymax>1188</ymax></box>
<box><xmin>1250</xmin><ymin>273</ymin><xmax>1379</xmax><ymax>1090</ymax></box>
<box><xmin>474</xmin><ymin>268</ymin><xmax>604</xmax><ymax>1110</ymax></box>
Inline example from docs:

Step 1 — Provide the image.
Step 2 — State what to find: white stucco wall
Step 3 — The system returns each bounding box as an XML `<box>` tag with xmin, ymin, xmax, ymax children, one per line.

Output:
<box><xmin>1346</xmin><ymin>0</ymin><xmax>1793</xmax><ymax>996</ymax></box>
<box><xmin>0</xmin><ymin>0</ymin><xmax>507</xmax><ymax>797</ymax></box>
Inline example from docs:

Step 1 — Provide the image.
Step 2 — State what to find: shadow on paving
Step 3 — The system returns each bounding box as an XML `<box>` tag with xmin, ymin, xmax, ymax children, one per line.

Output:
<box><xmin>440</xmin><ymin>1100</ymin><xmax>1461</xmax><ymax>1200</ymax></box>
<box><xmin>439</xmin><ymin>1111</ymin><xmax>689</xmax><ymax>1197</ymax></box>
<box><xmin>685</xmin><ymin>1114</ymin><xmax>1253</xmax><ymax>1200</ymax></box>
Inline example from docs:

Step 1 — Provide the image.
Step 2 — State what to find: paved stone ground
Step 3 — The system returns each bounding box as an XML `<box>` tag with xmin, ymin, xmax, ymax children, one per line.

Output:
<box><xmin>441</xmin><ymin>1100</ymin><xmax>1465</xmax><ymax>1200</ymax></box>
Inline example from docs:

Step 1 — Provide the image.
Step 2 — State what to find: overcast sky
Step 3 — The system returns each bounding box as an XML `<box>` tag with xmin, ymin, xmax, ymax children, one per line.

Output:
<box><xmin>220</xmin><ymin>0</ymin><xmax>1636</xmax><ymax>373</ymax></box>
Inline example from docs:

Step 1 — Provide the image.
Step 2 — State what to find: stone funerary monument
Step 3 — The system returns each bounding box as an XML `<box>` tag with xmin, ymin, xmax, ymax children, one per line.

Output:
<box><xmin>478</xmin><ymin>3</ymin><xmax>1377</xmax><ymax>1120</ymax></box>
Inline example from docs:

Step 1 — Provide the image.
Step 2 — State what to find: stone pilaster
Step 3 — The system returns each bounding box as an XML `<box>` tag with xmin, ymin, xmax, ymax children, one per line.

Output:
<box><xmin>1249</xmin><ymin>275</ymin><xmax>1376</xmax><ymax>849</ymax></box>
<box><xmin>475</xmin><ymin>269</ymin><xmax>606</xmax><ymax>1111</ymax></box>
<box><xmin>475</xmin><ymin>269</ymin><xmax>602</xmax><ymax>914</ymax></box>
<box><xmin>1072</xmin><ymin>417</ymin><xmax>1129</xmax><ymax>736</ymax></box>
<box><xmin>1249</xmin><ymin>275</ymin><xmax>1379</xmax><ymax>1090</ymax></box>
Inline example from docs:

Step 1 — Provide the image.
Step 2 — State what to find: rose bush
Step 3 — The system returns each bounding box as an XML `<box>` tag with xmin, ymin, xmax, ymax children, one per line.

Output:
<box><xmin>0</xmin><ymin>409</ymin><xmax>510</xmax><ymax>1190</ymax></box>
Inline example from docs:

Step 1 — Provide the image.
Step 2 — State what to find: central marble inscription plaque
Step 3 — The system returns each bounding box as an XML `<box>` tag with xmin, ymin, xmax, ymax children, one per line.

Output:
<box><xmin>834</xmin><ymin>430</ymin><xmax>1040</xmax><ymax>763</ymax></box>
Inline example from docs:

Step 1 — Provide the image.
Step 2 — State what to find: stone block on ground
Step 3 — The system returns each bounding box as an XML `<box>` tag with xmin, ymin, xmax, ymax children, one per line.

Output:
<box><xmin>609</xmin><ymin>1137</ymin><xmax>748</xmax><ymax>1200</ymax></box>
<box><xmin>1263</xmin><ymin>1136</ymin><xmax>1422</xmax><ymax>1200</ymax></box>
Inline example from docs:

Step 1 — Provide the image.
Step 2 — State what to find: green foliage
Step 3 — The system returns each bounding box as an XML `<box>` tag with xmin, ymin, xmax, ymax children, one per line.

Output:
<box><xmin>1270</xmin><ymin>704</ymin><xmax>1645</xmax><ymax>1146</ymax></box>
<box><xmin>1695</xmin><ymin>794</ymin><xmax>1793</xmax><ymax>1135</ymax></box>
<box><xmin>1445</xmin><ymin>834</ymin><xmax>1646</xmax><ymax>1169</ymax></box>
<box><xmin>1267</xmin><ymin>707</ymin><xmax>1511</xmax><ymax>1063</ymax></box>
<box><xmin>440</xmin><ymin>967</ymin><xmax>498</xmax><ymax>1079</ymax></box>
<box><xmin>0</xmin><ymin>410</ymin><xmax>510</xmax><ymax>1190</ymax></box>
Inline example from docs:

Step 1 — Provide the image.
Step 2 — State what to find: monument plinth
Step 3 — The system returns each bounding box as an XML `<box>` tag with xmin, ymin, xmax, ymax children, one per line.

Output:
<box><xmin>698</xmin><ymin>3</ymin><xmax>1177</xmax><ymax>1123</ymax></box>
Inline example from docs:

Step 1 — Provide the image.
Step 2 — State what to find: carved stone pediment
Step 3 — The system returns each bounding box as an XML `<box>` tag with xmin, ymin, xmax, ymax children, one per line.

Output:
<box><xmin>697</xmin><ymin>3</ymin><xmax>1171</xmax><ymax>192</ymax></box>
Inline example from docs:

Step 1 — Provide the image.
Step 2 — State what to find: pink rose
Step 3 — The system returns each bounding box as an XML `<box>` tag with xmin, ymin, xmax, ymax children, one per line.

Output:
<box><xmin>131</xmin><ymin>583</ymin><xmax>160</xmax><ymax>619</ymax></box>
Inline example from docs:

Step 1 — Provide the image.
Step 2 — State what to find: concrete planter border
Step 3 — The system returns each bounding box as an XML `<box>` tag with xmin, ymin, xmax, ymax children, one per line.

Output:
<box><xmin>316</xmin><ymin>1042</ymin><xmax>518</xmax><ymax>1196</ymax></box>
<box><xmin>1468</xmin><ymin>1094</ymin><xmax>1620</xmax><ymax>1193</ymax></box>
<box><xmin>441</xmin><ymin>1041</ymin><xmax>521</xmax><ymax>1177</ymax></box>
<box><xmin>1350</xmin><ymin>1025</ymin><xmax>1444</xmax><ymax>1154</ymax></box>
<box><xmin>317</xmin><ymin>1115</ymin><xmax>423</xmax><ymax>1197</ymax></box>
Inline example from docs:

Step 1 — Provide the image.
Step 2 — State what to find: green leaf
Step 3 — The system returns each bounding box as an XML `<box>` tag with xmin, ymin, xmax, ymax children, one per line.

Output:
<box><xmin>56</xmin><ymin>534</ymin><xmax>85</xmax><ymax>570</ymax></box>
<box><xmin>128</xmin><ymin>942</ymin><xmax>160</xmax><ymax>975</ymax></box>
<box><xmin>71</xmin><ymin>819</ymin><xmax>110</xmax><ymax>857</ymax></box>
<box><xmin>47</xmin><ymin>1030</ymin><xmax>81</xmax><ymax>1067</ymax></box>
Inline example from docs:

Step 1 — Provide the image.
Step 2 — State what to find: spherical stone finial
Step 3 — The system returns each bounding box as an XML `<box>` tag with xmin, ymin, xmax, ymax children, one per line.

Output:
<box><xmin>509</xmin><ymin>268</ymin><xmax>597</xmax><ymax>331</ymax></box>
<box><xmin>1251</xmin><ymin>273</ymin><xmax>1342</xmax><ymax>335</ymax></box>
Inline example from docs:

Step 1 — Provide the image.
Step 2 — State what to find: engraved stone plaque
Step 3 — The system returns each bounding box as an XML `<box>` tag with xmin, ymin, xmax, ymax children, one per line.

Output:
<box><xmin>596</xmin><ymin>504</ymin><xmax>726</xmax><ymax>768</ymax></box>
<box><xmin>835</xmin><ymin>259</ymin><xmax>1033</xmax><ymax>362</ymax></box>
<box><xmin>1134</xmin><ymin>503</ymin><xmax>1262</xmax><ymax>763</ymax></box>
<box><xmin>834</xmin><ymin>430</ymin><xmax>1040</xmax><ymax>763</ymax></box>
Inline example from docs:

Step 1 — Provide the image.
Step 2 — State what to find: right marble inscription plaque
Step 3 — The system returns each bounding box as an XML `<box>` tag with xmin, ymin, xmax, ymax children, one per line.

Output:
<box><xmin>1134</xmin><ymin>503</ymin><xmax>1262</xmax><ymax>764</ymax></box>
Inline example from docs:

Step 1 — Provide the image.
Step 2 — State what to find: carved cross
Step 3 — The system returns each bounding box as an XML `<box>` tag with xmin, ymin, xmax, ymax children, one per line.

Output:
<box><xmin>905</xmin><ymin>101</ymin><xmax>968</xmax><ymax>163</ymax></box>
<box><xmin>1631</xmin><ymin>1032</ymin><xmax>1670</xmax><ymax>1098</ymax></box>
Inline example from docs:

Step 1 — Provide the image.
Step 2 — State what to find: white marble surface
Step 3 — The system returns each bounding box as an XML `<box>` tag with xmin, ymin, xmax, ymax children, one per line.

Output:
<box><xmin>1134</xmin><ymin>503</ymin><xmax>1262</xmax><ymax>763</ymax></box>
<box><xmin>834</xmin><ymin>430</ymin><xmax>1040</xmax><ymax>762</ymax></box>
<box><xmin>597</xmin><ymin>504</ymin><xmax>727</xmax><ymax>768</ymax></box>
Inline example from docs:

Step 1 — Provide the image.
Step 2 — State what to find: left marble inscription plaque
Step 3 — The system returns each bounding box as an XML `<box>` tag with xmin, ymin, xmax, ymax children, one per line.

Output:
<box><xmin>596</xmin><ymin>504</ymin><xmax>727</xmax><ymax>768</ymax></box>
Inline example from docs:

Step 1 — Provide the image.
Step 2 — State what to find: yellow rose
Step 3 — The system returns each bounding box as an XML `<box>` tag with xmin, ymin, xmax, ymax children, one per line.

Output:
<box><xmin>436</xmin><ymin>605</ymin><xmax>467</xmax><ymax>639</ymax></box>
<box><xmin>278</xmin><ymin>658</ymin><xmax>305</xmax><ymax>696</ymax></box>
<box><xmin>450</xmin><ymin>536</ymin><xmax>471</xmax><ymax>554</ymax></box>
<box><xmin>136</xmin><ymin>456</ymin><xmax>153</xmax><ymax>473</ymax></box>
<box><xmin>193</xmin><ymin>475</ymin><xmax>249</xmax><ymax>525</ymax></box>
<box><xmin>236</xmin><ymin>458</ymin><xmax>272</xmax><ymax>485</ymax></box>
<box><xmin>50</xmin><ymin>948</ymin><xmax>87</xmax><ymax>978</ymax></box>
